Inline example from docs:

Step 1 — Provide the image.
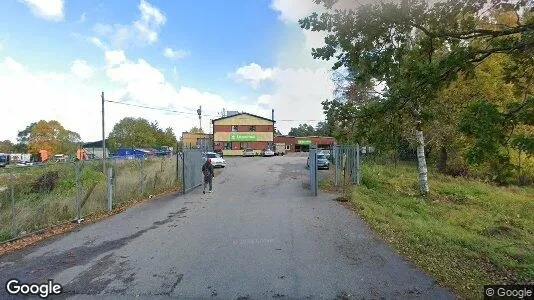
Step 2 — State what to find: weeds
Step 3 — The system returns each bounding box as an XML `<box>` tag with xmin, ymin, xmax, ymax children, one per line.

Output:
<box><xmin>346</xmin><ymin>162</ymin><xmax>534</xmax><ymax>298</ymax></box>
<box><xmin>0</xmin><ymin>156</ymin><xmax>180</xmax><ymax>243</ymax></box>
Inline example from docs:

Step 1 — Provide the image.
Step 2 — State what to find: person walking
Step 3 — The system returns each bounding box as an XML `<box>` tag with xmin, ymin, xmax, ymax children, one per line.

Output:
<box><xmin>202</xmin><ymin>158</ymin><xmax>214</xmax><ymax>194</ymax></box>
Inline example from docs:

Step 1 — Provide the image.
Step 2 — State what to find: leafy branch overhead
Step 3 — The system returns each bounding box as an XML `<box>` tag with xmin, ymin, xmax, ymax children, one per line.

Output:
<box><xmin>301</xmin><ymin>0</ymin><xmax>534</xmax><ymax>186</ymax></box>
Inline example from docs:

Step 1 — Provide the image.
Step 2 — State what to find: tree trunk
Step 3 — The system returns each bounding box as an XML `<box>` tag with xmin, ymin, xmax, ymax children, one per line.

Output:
<box><xmin>437</xmin><ymin>146</ymin><xmax>447</xmax><ymax>174</ymax></box>
<box><xmin>415</xmin><ymin>129</ymin><xmax>429</xmax><ymax>195</ymax></box>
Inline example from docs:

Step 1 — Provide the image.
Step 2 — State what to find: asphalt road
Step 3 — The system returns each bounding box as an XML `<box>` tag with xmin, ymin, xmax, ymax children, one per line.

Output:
<box><xmin>0</xmin><ymin>154</ymin><xmax>454</xmax><ymax>299</ymax></box>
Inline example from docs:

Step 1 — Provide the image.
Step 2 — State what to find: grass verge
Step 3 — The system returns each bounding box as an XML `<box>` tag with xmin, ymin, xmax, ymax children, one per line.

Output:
<box><xmin>337</xmin><ymin>162</ymin><xmax>533</xmax><ymax>299</ymax></box>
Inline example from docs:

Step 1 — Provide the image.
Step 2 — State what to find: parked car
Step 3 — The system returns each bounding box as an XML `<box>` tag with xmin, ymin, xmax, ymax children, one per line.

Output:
<box><xmin>243</xmin><ymin>148</ymin><xmax>255</xmax><ymax>157</ymax></box>
<box><xmin>263</xmin><ymin>149</ymin><xmax>275</xmax><ymax>157</ymax></box>
<box><xmin>307</xmin><ymin>153</ymin><xmax>330</xmax><ymax>170</ymax></box>
<box><xmin>0</xmin><ymin>153</ymin><xmax>7</xmax><ymax>168</ymax></box>
<box><xmin>203</xmin><ymin>152</ymin><xmax>226</xmax><ymax>168</ymax></box>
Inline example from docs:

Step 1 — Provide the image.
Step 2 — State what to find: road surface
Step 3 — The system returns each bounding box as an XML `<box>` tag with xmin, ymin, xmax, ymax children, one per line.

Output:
<box><xmin>0</xmin><ymin>154</ymin><xmax>454</xmax><ymax>299</ymax></box>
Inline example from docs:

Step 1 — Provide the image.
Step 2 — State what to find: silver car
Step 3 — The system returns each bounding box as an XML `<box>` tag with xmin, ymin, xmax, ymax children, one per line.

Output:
<box><xmin>243</xmin><ymin>148</ymin><xmax>255</xmax><ymax>157</ymax></box>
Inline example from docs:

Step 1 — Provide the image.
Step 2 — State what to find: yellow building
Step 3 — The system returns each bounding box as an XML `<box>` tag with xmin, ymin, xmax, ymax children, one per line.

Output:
<box><xmin>212</xmin><ymin>112</ymin><xmax>275</xmax><ymax>156</ymax></box>
<box><xmin>181</xmin><ymin>132</ymin><xmax>213</xmax><ymax>149</ymax></box>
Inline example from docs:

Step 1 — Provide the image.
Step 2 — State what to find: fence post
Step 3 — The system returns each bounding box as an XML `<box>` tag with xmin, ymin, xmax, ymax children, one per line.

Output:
<box><xmin>10</xmin><ymin>170</ymin><xmax>16</xmax><ymax>238</ymax></box>
<box><xmin>107</xmin><ymin>167</ymin><xmax>113</xmax><ymax>211</ymax></box>
<box><xmin>140</xmin><ymin>158</ymin><xmax>145</xmax><ymax>195</ymax></box>
<box><xmin>356</xmin><ymin>144</ymin><xmax>361</xmax><ymax>185</ymax></box>
<box><xmin>75</xmin><ymin>161</ymin><xmax>82</xmax><ymax>221</ymax></box>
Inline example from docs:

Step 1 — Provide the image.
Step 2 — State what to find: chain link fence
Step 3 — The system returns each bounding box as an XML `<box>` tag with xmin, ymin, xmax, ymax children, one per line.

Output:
<box><xmin>0</xmin><ymin>154</ymin><xmax>182</xmax><ymax>244</ymax></box>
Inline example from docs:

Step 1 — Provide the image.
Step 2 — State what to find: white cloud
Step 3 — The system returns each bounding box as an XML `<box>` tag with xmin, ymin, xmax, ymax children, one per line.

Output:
<box><xmin>229</xmin><ymin>63</ymin><xmax>276</xmax><ymax>89</ymax></box>
<box><xmin>21</xmin><ymin>0</ymin><xmax>64</xmax><ymax>21</ymax></box>
<box><xmin>163</xmin><ymin>47</ymin><xmax>189</xmax><ymax>60</ymax></box>
<box><xmin>0</xmin><ymin>53</ymin><xmax>271</xmax><ymax>142</ymax></box>
<box><xmin>70</xmin><ymin>60</ymin><xmax>94</xmax><ymax>80</ymax></box>
<box><xmin>257</xmin><ymin>94</ymin><xmax>272</xmax><ymax>106</ymax></box>
<box><xmin>94</xmin><ymin>0</ymin><xmax>166</xmax><ymax>48</ymax></box>
<box><xmin>255</xmin><ymin>66</ymin><xmax>334</xmax><ymax>134</ymax></box>
<box><xmin>88</xmin><ymin>36</ymin><xmax>107</xmax><ymax>50</ymax></box>
<box><xmin>105</xmin><ymin>50</ymin><xmax>126</xmax><ymax>66</ymax></box>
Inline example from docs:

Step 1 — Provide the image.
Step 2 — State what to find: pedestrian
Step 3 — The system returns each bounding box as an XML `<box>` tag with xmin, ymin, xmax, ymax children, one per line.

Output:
<box><xmin>202</xmin><ymin>158</ymin><xmax>214</xmax><ymax>194</ymax></box>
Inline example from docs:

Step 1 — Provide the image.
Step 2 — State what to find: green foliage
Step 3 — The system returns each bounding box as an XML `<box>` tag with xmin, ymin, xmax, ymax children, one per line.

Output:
<box><xmin>460</xmin><ymin>101</ymin><xmax>507</xmax><ymax>164</ymax></box>
<box><xmin>301</xmin><ymin>0</ymin><xmax>534</xmax><ymax>186</ymax></box>
<box><xmin>0</xmin><ymin>140</ymin><xmax>14</xmax><ymax>153</ymax></box>
<box><xmin>288</xmin><ymin>123</ymin><xmax>316</xmax><ymax>136</ymax></box>
<box><xmin>108</xmin><ymin>118</ymin><xmax>177</xmax><ymax>152</ymax></box>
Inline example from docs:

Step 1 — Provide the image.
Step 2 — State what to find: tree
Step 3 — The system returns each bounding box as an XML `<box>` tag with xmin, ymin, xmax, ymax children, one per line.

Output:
<box><xmin>17</xmin><ymin>122</ymin><xmax>36</xmax><ymax>144</ymax></box>
<box><xmin>0</xmin><ymin>140</ymin><xmax>14</xmax><ymax>153</ymax></box>
<box><xmin>107</xmin><ymin>118</ymin><xmax>177</xmax><ymax>152</ymax></box>
<box><xmin>188</xmin><ymin>127</ymin><xmax>204</xmax><ymax>134</ymax></box>
<box><xmin>27</xmin><ymin>120</ymin><xmax>81</xmax><ymax>155</ymax></box>
<box><xmin>288</xmin><ymin>124</ymin><xmax>316</xmax><ymax>136</ymax></box>
<box><xmin>300</xmin><ymin>0</ymin><xmax>534</xmax><ymax>194</ymax></box>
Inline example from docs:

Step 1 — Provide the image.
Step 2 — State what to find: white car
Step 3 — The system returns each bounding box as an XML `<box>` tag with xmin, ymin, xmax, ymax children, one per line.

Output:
<box><xmin>204</xmin><ymin>152</ymin><xmax>226</xmax><ymax>168</ymax></box>
<box><xmin>263</xmin><ymin>149</ymin><xmax>275</xmax><ymax>157</ymax></box>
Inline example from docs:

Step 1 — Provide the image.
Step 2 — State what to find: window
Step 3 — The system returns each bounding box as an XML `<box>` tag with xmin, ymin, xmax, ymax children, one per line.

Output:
<box><xmin>249</xmin><ymin>125</ymin><xmax>256</xmax><ymax>132</ymax></box>
<box><xmin>232</xmin><ymin>125</ymin><xmax>238</xmax><ymax>132</ymax></box>
<box><xmin>285</xmin><ymin>145</ymin><xmax>291</xmax><ymax>151</ymax></box>
<box><xmin>240</xmin><ymin>142</ymin><xmax>248</xmax><ymax>150</ymax></box>
<box><xmin>224</xmin><ymin>142</ymin><xmax>232</xmax><ymax>150</ymax></box>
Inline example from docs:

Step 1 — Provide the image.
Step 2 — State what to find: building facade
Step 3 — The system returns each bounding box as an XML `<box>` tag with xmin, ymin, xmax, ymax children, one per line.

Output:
<box><xmin>213</xmin><ymin>113</ymin><xmax>275</xmax><ymax>156</ymax></box>
<box><xmin>274</xmin><ymin>136</ymin><xmax>336</xmax><ymax>152</ymax></box>
<box><xmin>182</xmin><ymin>133</ymin><xmax>213</xmax><ymax>151</ymax></box>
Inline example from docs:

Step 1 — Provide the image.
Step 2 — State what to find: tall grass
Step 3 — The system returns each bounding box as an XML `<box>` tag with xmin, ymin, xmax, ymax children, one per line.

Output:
<box><xmin>349</xmin><ymin>162</ymin><xmax>534</xmax><ymax>298</ymax></box>
<box><xmin>0</xmin><ymin>156</ymin><xmax>180</xmax><ymax>243</ymax></box>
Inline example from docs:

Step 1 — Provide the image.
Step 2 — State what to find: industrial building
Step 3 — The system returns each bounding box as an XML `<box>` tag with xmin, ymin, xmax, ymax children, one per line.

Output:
<box><xmin>212</xmin><ymin>112</ymin><xmax>275</xmax><ymax>156</ymax></box>
<box><xmin>274</xmin><ymin>136</ymin><xmax>336</xmax><ymax>152</ymax></box>
<box><xmin>182</xmin><ymin>132</ymin><xmax>213</xmax><ymax>151</ymax></box>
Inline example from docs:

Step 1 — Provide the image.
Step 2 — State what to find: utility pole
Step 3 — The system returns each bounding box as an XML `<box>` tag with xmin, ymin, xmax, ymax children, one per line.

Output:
<box><xmin>197</xmin><ymin>105</ymin><xmax>202</xmax><ymax>132</ymax></box>
<box><xmin>101</xmin><ymin>92</ymin><xmax>106</xmax><ymax>177</ymax></box>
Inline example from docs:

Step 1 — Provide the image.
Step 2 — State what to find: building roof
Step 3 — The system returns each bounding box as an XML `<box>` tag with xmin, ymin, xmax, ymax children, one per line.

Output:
<box><xmin>275</xmin><ymin>135</ymin><xmax>336</xmax><ymax>139</ymax></box>
<box><xmin>83</xmin><ymin>139</ymin><xmax>109</xmax><ymax>148</ymax></box>
<box><xmin>212</xmin><ymin>112</ymin><xmax>275</xmax><ymax>123</ymax></box>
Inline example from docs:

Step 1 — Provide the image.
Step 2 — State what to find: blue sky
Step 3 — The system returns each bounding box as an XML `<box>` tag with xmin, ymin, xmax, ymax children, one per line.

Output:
<box><xmin>0</xmin><ymin>0</ymin><xmax>336</xmax><ymax>141</ymax></box>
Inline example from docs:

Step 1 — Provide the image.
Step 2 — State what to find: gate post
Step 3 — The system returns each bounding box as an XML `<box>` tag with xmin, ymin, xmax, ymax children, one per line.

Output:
<box><xmin>309</xmin><ymin>145</ymin><xmax>318</xmax><ymax>196</ymax></box>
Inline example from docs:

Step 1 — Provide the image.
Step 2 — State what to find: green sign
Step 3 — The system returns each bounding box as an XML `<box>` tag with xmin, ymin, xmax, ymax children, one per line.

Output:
<box><xmin>230</xmin><ymin>133</ymin><xmax>257</xmax><ymax>141</ymax></box>
<box><xmin>297</xmin><ymin>140</ymin><xmax>312</xmax><ymax>145</ymax></box>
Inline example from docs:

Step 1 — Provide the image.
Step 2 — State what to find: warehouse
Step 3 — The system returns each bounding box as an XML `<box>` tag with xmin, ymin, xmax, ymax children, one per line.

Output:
<box><xmin>182</xmin><ymin>132</ymin><xmax>213</xmax><ymax>151</ymax></box>
<box><xmin>274</xmin><ymin>135</ymin><xmax>336</xmax><ymax>152</ymax></box>
<box><xmin>212</xmin><ymin>112</ymin><xmax>275</xmax><ymax>156</ymax></box>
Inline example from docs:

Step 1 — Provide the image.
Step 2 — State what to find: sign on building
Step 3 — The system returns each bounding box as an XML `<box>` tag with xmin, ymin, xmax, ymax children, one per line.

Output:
<box><xmin>230</xmin><ymin>133</ymin><xmax>258</xmax><ymax>141</ymax></box>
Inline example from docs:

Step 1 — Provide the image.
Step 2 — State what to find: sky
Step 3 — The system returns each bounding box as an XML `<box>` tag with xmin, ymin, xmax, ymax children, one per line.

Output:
<box><xmin>0</xmin><ymin>0</ymin><xmax>339</xmax><ymax>142</ymax></box>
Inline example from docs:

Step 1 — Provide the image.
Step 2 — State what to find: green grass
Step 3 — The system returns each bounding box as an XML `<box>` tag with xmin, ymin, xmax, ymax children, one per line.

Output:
<box><xmin>346</xmin><ymin>162</ymin><xmax>534</xmax><ymax>299</ymax></box>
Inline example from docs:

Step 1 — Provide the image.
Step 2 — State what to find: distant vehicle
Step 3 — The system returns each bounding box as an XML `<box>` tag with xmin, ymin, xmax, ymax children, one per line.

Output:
<box><xmin>263</xmin><ymin>149</ymin><xmax>275</xmax><ymax>157</ymax></box>
<box><xmin>203</xmin><ymin>152</ymin><xmax>226</xmax><ymax>168</ymax></box>
<box><xmin>17</xmin><ymin>161</ymin><xmax>34</xmax><ymax>167</ymax></box>
<box><xmin>319</xmin><ymin>150</ymin><xmax>331</xmax><ymax>161</ymax></box>
<box><xmin>0</xmin><ymin>153</ymin><xmax>7</xmax><ymax>168</ymax></box>
<box><xmin>54</xmin><ymin>154</ymin><xmax>68</xmax><ymax>163</ymax></box>
<box><xmin>275</xmin><ymin>143</ymin><xmax>286</xmax><ymax>156</ymax></box>
<box><xmin>242</xmin><ymin>148</ymin><xmax>255</xmax><ymax>157</ymax></box>
<box><xmin>307</xmin><ymin>153</ymin><xmax>330</xmax><ymax>170</ymax></box>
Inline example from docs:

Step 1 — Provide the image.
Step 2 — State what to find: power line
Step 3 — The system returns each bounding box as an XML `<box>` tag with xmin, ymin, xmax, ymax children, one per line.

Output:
<box><xmin>105</xmin><ymin>99</ymin><xmax>325</xmax><ymax>122</ymax></box>
<box><xmin>105</xmin><ymin>99</ymin><xmax>216</xmax><ymax>117</ymax></box>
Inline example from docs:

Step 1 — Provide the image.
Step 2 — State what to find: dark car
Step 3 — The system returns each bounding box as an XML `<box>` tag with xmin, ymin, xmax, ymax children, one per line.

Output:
<box><xmin>307</xmin><ymin>153</ymin><xmax>330</xmax><ymax>170</ymax></box>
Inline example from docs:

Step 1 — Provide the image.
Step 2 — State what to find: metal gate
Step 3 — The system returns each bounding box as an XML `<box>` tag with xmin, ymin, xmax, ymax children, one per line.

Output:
<box><xmin>309</xmin><ymin>146</ymin><xmax>318</xmax><ymax>196</ymax></box>
<box><xmin>332</xmin><ymin>145</ymin><xmax>361</xmax><ymax>186</ymax></box>
<box><xmin>182</xmin><ymin>149</ymin><xmax>203</xmax><ymax>193</ymax></box>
